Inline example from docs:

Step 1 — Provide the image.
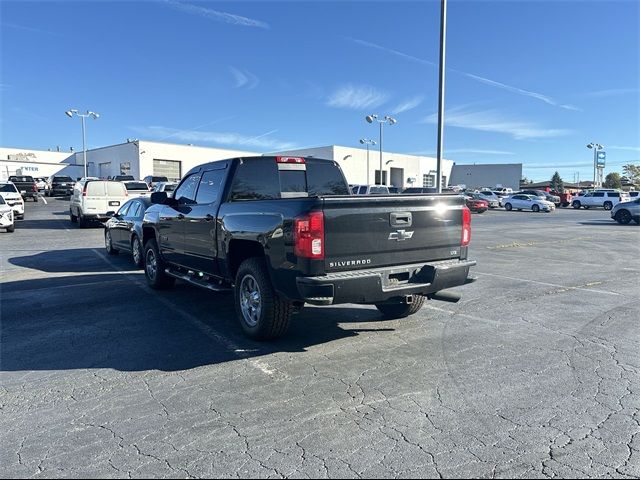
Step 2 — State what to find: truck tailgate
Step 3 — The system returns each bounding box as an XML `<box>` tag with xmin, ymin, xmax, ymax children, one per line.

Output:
<box><xmin>322</xmin><ymin>194</ymin><xmax>466</xmax><ymax>271</ymax></box>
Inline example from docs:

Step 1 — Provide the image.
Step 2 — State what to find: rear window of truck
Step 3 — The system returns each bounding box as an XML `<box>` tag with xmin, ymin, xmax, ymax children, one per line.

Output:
<box><xmin>229</xmin><ymin>158</ymin><xmax>348</xmax><ymax>201</ymax></box>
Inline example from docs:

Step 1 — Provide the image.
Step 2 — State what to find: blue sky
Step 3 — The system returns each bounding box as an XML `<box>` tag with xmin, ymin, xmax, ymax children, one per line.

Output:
<box><xmin>1</xmin><ymin>0</ymin><xmax>638</xmax><ymax>182</ymax></box>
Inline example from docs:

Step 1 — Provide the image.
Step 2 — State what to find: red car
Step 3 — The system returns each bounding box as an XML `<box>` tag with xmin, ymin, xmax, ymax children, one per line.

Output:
<box><xmin>465</xmin><ymin>194</ymin><xmax>488</xmax><ymax>213</ymax></box>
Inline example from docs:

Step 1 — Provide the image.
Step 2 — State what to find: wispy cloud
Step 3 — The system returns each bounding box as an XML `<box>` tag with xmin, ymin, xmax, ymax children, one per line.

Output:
<box><xmin>327</xmin><ymin>84</ymin><xmax>390</xmax><ymax>110</ymax></box>
<box><xmin>608</xmin><ymin>146</ymin><xmax>640</xmax><ymax>152</ymax></box>
<box><xmin>423</xmin><ymin>106</ymin><xmax>572</xmax><ymax>140</ymax></box>
<box><xmin>458</xmin><ymin>72</ymin><xmax>581</xmax><ymax>111</ymax></box>
<box><xmin>391</xmin><ymin>95</ymin><xmax>426</xmax><ymax>115</ymax></box>
<box><xmin>1</xmin><ymin>22</ymin><xmax>63</xmax><ymax>37</ymax></box>
<box><xmin>229</xmin><ymin>66</ymin><xmax>259</xmax><ymax>89</ymax></box>
<box><xmin>165</xmin><ymin>0</ymin><xmax>269</xmax><ymax>29</ymax></box>
<box><xmin>347</xmin><ymin>36</ymin><xmax>578</xmax><ymax>111</ymax></box>
<box><xmin>344</xmin><ymin>37</ymin><xmax>437</xmax><ymax>67</ymax></box>
<box><xmin>131</xmin><ymin>126</ymin><xmax>296</xmax><ymax>151</ymax></box>
<box><xmin>584</xmin><ymin>88</ymin><xmax>639</xmax><ymax>98</ymax></box>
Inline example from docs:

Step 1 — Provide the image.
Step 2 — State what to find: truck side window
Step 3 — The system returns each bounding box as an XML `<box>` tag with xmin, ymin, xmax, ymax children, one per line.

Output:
<box><xmin>229</xmin><ymin>160</ymin><xmax>279</xmax><ymax>201</ymax></box>
<box><xmin>196</xmin><ymin>170</ymin><xmax>225</xmax><ymax>205</ymax></box>
<box><xmin>174</xmin><ymin>174</ymin><xmax>200</xmax><ymax>205</ymax></box>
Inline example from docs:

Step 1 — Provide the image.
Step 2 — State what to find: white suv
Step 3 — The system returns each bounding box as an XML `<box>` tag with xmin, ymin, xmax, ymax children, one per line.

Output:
<box><xmin>70</xmin><ymin>180</ymin><xmax>128</xmax><ymax>227</ymax></box>
<box><xmin>572</xmin><ymin>190</ymin><xmax>629</xmax><ymax>210</ymax></box>
<box><xmin>0</xmin><ymin>181</ymin><xmax>25</xmax><ymax>219</ymax></box>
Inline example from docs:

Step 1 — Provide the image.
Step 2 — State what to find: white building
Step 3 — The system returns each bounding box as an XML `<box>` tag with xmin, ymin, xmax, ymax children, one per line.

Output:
<box><xmin>0</xmin><ymin>147</ymin><xmax>79</xmax><ymax>180</ymax></box>
<box><xmin>1</xmin><ymin>141</ymin><xmax>453</xmax><ymax>189</ymax></box>
<box><xmin>68</xmin><ymin>140</ymin><xmax>258</xmax><ymax>181</ymax></box>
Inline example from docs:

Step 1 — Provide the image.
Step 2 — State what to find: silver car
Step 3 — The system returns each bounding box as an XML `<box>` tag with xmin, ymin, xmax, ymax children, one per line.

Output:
<box><xmin>611</xmin><ymin>198</ymin><xmax>640</xmax><ymax>224</ymax></box>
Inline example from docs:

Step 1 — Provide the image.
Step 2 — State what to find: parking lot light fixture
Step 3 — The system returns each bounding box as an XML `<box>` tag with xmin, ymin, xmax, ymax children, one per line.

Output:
<box><xmin>66</xmin><ymin>109</ymin><xmax>100</xmax><ymax>179</ymax></box>
<box><xmin>365</xmin><ymin>114</ymin><xmax>397</xmax><ymax>185</ymax></box>
<box><xmin>587</xmin><ymin>142</ymin><xmax>604</xmax><ymax>188</ymax></box>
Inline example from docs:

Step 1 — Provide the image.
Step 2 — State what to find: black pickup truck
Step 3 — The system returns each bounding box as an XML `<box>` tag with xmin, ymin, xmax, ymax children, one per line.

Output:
<box><xmin>8</xmin><ymin>176</ymin><xmax>38</xmax><ymax>201</ymax></box>
<box><xmin>141</xmin><ymin>156</ymin><xmax>476</xmax><ymax>339</ymax></box>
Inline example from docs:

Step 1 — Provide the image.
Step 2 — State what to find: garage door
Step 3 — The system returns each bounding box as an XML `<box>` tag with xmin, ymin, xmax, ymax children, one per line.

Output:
<box><xmin>153</xmin><ymin>159</ymin><xmax>181</xmax><ymax>181</ymax></box>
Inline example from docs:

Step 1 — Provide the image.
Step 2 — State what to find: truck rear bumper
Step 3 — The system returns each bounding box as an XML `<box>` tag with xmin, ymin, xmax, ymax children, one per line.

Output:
<box><xmin>296</xmin><ymin>259</ymin><xmax>476</xmax><ymax>306</ymax></box>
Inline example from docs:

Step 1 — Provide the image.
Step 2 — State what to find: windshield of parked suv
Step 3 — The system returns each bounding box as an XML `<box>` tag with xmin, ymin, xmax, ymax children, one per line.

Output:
<box><xmin>0</xmin><ymin>183</ymin><xmax>19</xmax><ymax>192</ymax></box>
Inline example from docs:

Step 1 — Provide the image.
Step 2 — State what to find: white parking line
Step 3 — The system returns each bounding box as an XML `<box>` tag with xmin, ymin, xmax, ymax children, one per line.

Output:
<box><xmin>473</xmin><ymin>271</ymin><xmax>620</xmax><ymax>296</ymax></box>
<box><xmin>91</xmin><ymin>249</ymin><xmax>283</xmax><ymax>378</ymax></box>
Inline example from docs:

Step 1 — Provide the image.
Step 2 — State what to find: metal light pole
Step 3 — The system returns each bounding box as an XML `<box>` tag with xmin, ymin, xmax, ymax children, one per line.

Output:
<box><xmin>66</xmin><ymin>109</ymin><xmax>100</xmax><ymax>179</ymax></box>
<box><xmin>359</xmin><ymin>138</ymin><xmax>376</xmax><ymax>185</ymax></box>
<box><xmin>587</xmin><ymin>142</ymin><xmax>603</xmax><ymax>188</ymax></box>
<box><xmin>366</xmin><ymin>114</ymin><xmax>397</xmax><ymax>185</ymax></box>
<box><xmin>436</xmin><ymin>0</ymin><xmax>448</xmax><ymax>193</ymax></box>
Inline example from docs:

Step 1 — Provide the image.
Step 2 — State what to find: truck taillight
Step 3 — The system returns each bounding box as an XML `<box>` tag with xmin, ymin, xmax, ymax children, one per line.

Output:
<box><xmin>294</xmin><ymin>211</ymin><xmax>324</xmax><ymax>259</ymax></box>
<box><xmin>276</xmin><ymin>156</ymin><xmax>305</xmax><ymax>164</ymax></box>
<box><xmin>461</xmin><ymin>206</ymin><xmax>471</xmax><ymax>246</ymax></box>
<box><xmin>82</xmin><ymin>186</ymin><xmax>87</xmax><ymax>197</ymax></box>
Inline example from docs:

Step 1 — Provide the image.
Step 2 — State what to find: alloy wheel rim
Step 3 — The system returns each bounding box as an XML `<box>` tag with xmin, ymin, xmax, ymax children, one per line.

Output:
<box><xmin>239</xmin><ymin>274</ymin><xmax>261</xmax><ymax>327</ymax></box>
<box><xmin>146</xmin><ymin>249</ymin><xmax>157</xmax><ymax>280</ymax></box>
<box><xmin>133</xmin><ymin>239</ymin><xmax>141</xmax><ymax>264</ymax></box>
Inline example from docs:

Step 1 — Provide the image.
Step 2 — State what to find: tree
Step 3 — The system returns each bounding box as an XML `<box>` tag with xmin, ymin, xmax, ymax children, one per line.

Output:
<box><xmin>603</xmin><ymin>172</ymin><xmax>622</xmax><ymax>189</ymax></box>
<box><xmin>622</xmin><ymin>164</ymin><xmax>640</xmax><ymax>184</ymax></box>
<box><xmin>550</xmin><ymin>171</ymin><xmax>564</xmax><ymax>193</ymax></box>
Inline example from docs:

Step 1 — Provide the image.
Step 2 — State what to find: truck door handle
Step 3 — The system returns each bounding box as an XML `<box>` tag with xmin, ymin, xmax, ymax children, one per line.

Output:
<box><xmin>177</xmin><ymin>213</ymin><xmax>185</xmax><ymax>220</ymax></box>
<box><xmin>205</xmin><ymin>214</ymin><xmax>214</xmax><ymax>222</ymax></box>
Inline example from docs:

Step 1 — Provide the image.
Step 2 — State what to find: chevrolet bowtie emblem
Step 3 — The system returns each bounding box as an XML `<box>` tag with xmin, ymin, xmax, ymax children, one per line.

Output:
<box><xmin>388</xmin><ymin>229</ymin><xmax>414</xmax><ymax>241</ymax></box>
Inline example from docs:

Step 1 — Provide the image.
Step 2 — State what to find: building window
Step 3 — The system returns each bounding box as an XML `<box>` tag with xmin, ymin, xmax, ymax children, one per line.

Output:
<box><xmin>120</xmin><ymin>162</ymin><xmax>131</xmax><ymax>174</ymax></box>
<box><xmin>441</xmin><ymin>175</ymin><xmax>447</xmax><ymax>188</ymax></box>
<box><xmin>423</xmin><ymin>174</ymin><xmax>435</xmax><ymax>187</ymax></box>
<box><xmin>375</xmin><ymin>170</ymin><xmax>388</xmax><ymax>185</ymax></box>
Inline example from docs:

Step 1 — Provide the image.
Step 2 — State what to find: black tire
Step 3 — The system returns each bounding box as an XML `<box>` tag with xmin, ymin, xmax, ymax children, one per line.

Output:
<box><xmin>572</xmin><ymin>201</ymin><xmax>581</xmax><ymax>209</ymax></box>
<box><xmin>144</xmin><ymin>238</ymin><xmax>175</xmax><ymax>289</ymax></box>
<box><xmin>584</xmin><ymin>206</ymin><xmax>590</xmax><ymax>209</ymax></box>
<box><xmin>562</xmin><ymin>202</ymin><xmax>569</xmax><ymax>208</ymax></box>
<box><xmin>376</xmin><ymin>294</ymin><xmax>426</xmax><ymax>319</ymax></box>
<box><xmin>17</xmin><ymin>214</ymin><xmax>24</xmax><ymax>220</ymax></box>
<box><xmin>6</xmin><ymin>224</ymin><xmax>15</xmax><ymax>232</ymax></box>
<box><xmin>532</xmin><ymin>204</ymin><xmax>540</xmax><ymax>212</ymax></box>
<box><xmin>131</xmin><ymin>235</ymin><xmax>144</xmax><ymax>268</ymax></box>
<box><xmin>78</xmin><ymin>210</ymin><xmax>87</xmax><ymax>228</ymax></box>
<box><xmin>70</xmin><ymin>208</ymin><xmax>77</xmax><ymax>223</ymax></box>
<box><xmin>603</xmin><ymin>201</ymin><xmax>613</xmax><ymax>211</ymax></box>
<box><xmin>105</xmin><ymin>230</ymin><xmax>119</xmax><ymax>255</ymax></box>
<box><xmin>504</xmin><ymin>203</ymin><xmax>513</xmax><ymax>211</ymax></box>
<box><xmin>234</xmin><ymin>257</ymin><xmax>293</xmax><ymax>340</ymax></box>
<box><xmin>634</xmin><ymin>218</ymin><xmax>640</xmax><ymax>225</ymax></box>
<box><xmin>615</xmin><ymin>210</ymin><xmax>632</xmax><ymax>225</ymax></box>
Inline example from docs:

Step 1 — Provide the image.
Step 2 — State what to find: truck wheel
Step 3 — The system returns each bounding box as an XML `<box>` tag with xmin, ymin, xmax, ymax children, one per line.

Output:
<box><xmin>504</xmin><ymin>203</ymin><xmax>512</xmax><ymax>211</ymax></box>
<box><xmin>70</xmin><ymin>208</ymin><xmax>77</xmax><ymax>223</ymax></box>
<box><xmin>376</xmin><ymin>294</ymin><xmax>426</xmax><ymax>319</ymax></box>
<box><xmin>7</xmin><ymin>224</ymin><xmax>15</xmax><ymax>233</ymax></box>
<box><xmin>144</xmin><ymin>238</ymin><xmax>175</xmax><ymax>289</ymax></box>
<box><xmin>105</xmin><ymin>230</ymin><xmax>119</xmax><ymax>255</ymax></box>
<box><xmin>572</xmin><ymin>201</ymin><xmax>581</xmax><ymax>209</ymax></box>
<box><xmin>603</xmin><ymin>201</ymin><xmax>613</xmax><ymax>211</ymax></box>
<box><xmin>235</xmin><ymin>257</ymin><xmax>293</xmax><ymax>340</ymax></box>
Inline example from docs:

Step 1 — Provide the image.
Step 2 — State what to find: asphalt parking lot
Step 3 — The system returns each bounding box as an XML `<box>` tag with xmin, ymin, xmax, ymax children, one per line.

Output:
<box><xmin>1</xmin><ymin>199</ymin><xmax>639</xmax><ymax>479</ymax></box>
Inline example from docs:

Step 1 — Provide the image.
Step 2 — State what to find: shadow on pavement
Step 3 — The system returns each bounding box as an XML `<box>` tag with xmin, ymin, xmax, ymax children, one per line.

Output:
<box><xmin>12</xmin><ymin>218</ymin><xmax>75</xmax><ymax>230</ymax></box>
<box><xmin>0</xmin><ymin>272</ymin><xmax>393</xmax><ymax>373</ymax></box>
<box><xmin>9</xmin><ymin>248</ymin><xmax>121</xmax><ymax>273</ymax></box>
